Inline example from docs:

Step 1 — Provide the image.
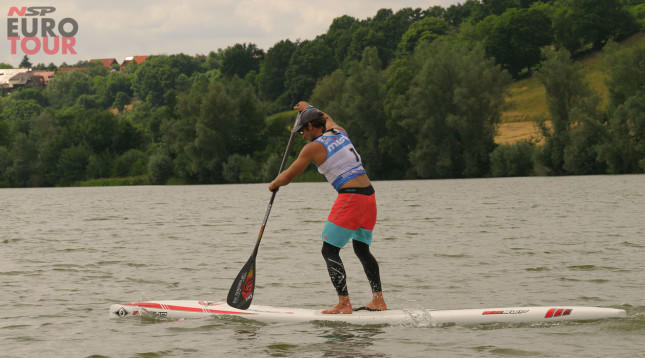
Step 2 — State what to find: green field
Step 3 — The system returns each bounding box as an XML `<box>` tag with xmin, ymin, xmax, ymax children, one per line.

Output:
<box><xmin>497</xmin><ymin>32</ymin><xmax>645</xmax><ymax>143</ymax></box>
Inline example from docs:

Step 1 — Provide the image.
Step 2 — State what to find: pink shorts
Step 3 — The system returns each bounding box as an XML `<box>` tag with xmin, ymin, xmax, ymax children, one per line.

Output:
<box><xmin>322</xmin><ymin>191</ymin><xmax>377</xmax><ymax>248</ymax></box>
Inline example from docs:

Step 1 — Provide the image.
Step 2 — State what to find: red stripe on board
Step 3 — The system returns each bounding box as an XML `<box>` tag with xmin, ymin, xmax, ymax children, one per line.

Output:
<box><xmin>122</xmin><ymin>302</ymin><xmax>255</xmax><ymax>315</ymax></box>
<box><xmin>545</xmin><ymin>308</ymin><xmax>556</xmax><ymax>318</ymax></box>
<box><xmin>554</xmin><ymin>308</ymin><xmax>565</xmax><ymax>317</ymax></box>
<box><xmin>482</xmin><ymin>311</ymin><xmax>504</xmax><ymax>315</ymax></box>
<box><xmin>563</xmin><ymin>309</ymin><xmax>572</xmax><ymax>316</ymax></box>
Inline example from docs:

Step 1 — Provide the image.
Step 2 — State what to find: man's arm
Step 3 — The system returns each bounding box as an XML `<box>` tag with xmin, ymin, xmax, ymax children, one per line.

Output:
<box><xmin>268</xmin><ymin>142</ymin><xmax>318</xmax><ymax>191</ymax></box>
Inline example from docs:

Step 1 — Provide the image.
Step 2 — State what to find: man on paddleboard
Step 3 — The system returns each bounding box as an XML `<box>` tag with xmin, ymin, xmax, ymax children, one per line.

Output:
<box><xmin>269</xmin><ymin>101</ymin><xmax>387</xmax><ymax>314</ymax></box>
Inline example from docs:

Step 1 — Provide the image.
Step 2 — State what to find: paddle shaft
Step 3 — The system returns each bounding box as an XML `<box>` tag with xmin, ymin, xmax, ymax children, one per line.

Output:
<box><xmin>227</xmin><ymin>115</ymin><xmax>299</xmax><ymax>309</ymax></box>
<box><xmin>250</xmin><ymin>129</ymin><xmax>296</xmax><ymax>254</ymax></box>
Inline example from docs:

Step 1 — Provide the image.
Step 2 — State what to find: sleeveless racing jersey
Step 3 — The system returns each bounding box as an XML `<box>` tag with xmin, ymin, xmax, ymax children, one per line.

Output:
<box><xmin>314</xmin><ymin>129</ymin><xmax>367</xmax><ymax>190</ymax></box>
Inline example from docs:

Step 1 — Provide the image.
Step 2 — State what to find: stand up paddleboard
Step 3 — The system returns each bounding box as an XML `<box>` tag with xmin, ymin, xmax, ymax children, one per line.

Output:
<box><xmin>109</xmin><ymin>300</ymin><xmax>626</xmax><ymax>325</ymax></box>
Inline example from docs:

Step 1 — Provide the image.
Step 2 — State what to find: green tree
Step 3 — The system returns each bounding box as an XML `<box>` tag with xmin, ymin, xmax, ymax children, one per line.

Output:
<box><xmin>346</xmin><ymin>8</ymin><xmax>423</xmax><ymax>67</ymax></box>
<box><xmin>258</xmin><ymin>40</ymin><xmax>297</xmax><ymax>103</ymax></box>
<box><xmin>221</xmin><ymin>43</ymin><xmax>264</xmax><ymax>79</ymax></box>
<box><xmin>112</xmin><ymin>149</ymin><xmax>147</xmax><ymax>177</ymax></box>
<box><xmin>113</xmin><ymin>92</ymin><xmax>130</xmax><ymax>112</ymax></box>
<box><xmin>596</xmin><ymin>42</ymin><xmax>645</xmax><ymax>173</ymax></box>
<box><xmin>570</xmin><ymin>0</ymin><xmax>638</xmax><ymax>50</ymax></box>
<box><xmin>148</xmin><ymin>152</ymin><xmax>174</xmax><ymax>184</ymax></box>
<box><xmin>28</xmin><ymin>111</ymin><xmax>60</xmax><ymax>186</ymax></box>
<box><xmin>260</xmin><ymin>110</ymin><xmax>300</xmax><ymax>164</ymax></box>
<box><xmin>0</xmin><ymin>146</ymin><xmax>11</xmax><ymax>186</ymax></box>
<box><xmin>0</xmin><ymin>120</ymin><xmax>10</xmax><ymax>148</ymax></box>
<box><xmin>338</xmin><ymin>47</ymin><xmax>388</xmax><ymax>178</ymax></box>
<box><xmin>76</xmin><ymin>94</ymin><xmax>101</xmax><ymax>110</ymax></box>
<box><xmin>46</xmin><ymin>70</ymin><xmax>92</xmax><ymax>108</ymax></box>
<box><xmin>324</xmin><ymin>15</ymin><xmax>359</xmax><ymax>65</ymax></box>
<box><xmin>603</xmin><ymin>41</ymin><xmax>645</xmax><ymax>108</ymax></box>
<box><xmin>481</xmin><ymin>0</ymin><xmax>518</xmax><ymax>15</ymax></box>
<box><xmin>551</xmin><ymin>1</ymin><xmax>581</xmax><ymax>53</ymax></box>
<box><xmin>204</xmin><ymin>50</ymin><xmax>223</xmax><ymax>71</ymax></box>
<box><xmin>56</xmin><ymin>145</ymin><xmax>90</xmax><ymax>185</ymax></box>
<box><xmin>131</xmin><ymin>54</ymin><xmax>202</xmax><ymax>106</ymax></box>
<box><xmin>425</xmin><ymin>6</ymin><xmax>447</xmax><ymax>19</ymax></box>
<box><xmin>6</xmin><ymin>133</ymin><xmax>37</xmax><ymax>186</ymax></box>
<box><xmin>489</xmin><ymin>140</ymin><xmax>535</xmax><ymax>177</ymax></box>
<box><xmin>534</xmin><ymin>48</ymin><xmax>598</xmax><ymax>174</ymax></box>
<box><xmin>60</xmin><ymin>110</ymin><xmax>143</xmax><ymax>157</ymax></box>
<box><xmin>261</xmin><ymin>153</ymin><xmax>282</xmax><ymax>181</ymax></box>
<box><xmin>86</xmin><ymin>151</ymin><xmax>113</xmax><ymax>179</ymax></box>
<box><xmin>382</xmin><ymin>58</ymin><xmax>417</xmax><ymax>179</ymax></box>
<box><xmin>562</xmin><ymin>95</ymin><xmax>606</xmax><ymax>174</ymax></box>
<box><xmin>285</xmin><ymin>39</ymin><xmax>337</xmax><ymax>104</ymax></box>
<box><xmin>630</xmin><ymin>3</ymin><xmax>645</xmax><ymax>30</ymax></box>
<box><xmin>222</xmin><ymin>153</ymin><xmax>258</xmax><ymax>183</ymax></box>
<box><xmin>483</xmin><ymin>7</ymin><xmax>552</xmax><ymax>77</ymax></box>
<box><xmin>94</xmin><ymin>71</ymin><xmax>133</xmax><ymax>109</ymax></box>
<box><xmin>13</xmin><ymin>88</ymin><xmax>48</xmax><ymax>107</ymax></box>
<box><xmin>182</xmin><ymin>82</ymin><xmax>234</xmax><ymax>183</ymax></box>
<box><xmin>0</xmin><ymin>99</ymin><xmax>43</xmax><ymax>134</ymax></box>
<box><xmin>397</xmin><ymin>17</ymin><xmax>449</xmax><ymax>54</ymax></box>
<box><xmin>168</xmin><ymin>78</ymin><xmax>264</xmax><ymax>183</ymax></box>
<box><xmin>401</xmin><ymin>40</ymin><xmax>511</xmax><ymax>178</ymax></box>
<box><xmin>445</xmin><ymin>0</ymin><xmax>483</xmax><ymax>26</ymax></box>
<box><xmin>19</xmin><ymin>55</ymin><xmax>32</xmax><ymax>68</ymax></box>
<box><xmin>599</xmin><ymin>95</ymin><xmax>645</xmax><ymax>173</ymax></box>
<box><xmin>310</xmin><ymin>70</ymin><xmax>346</xmax><ymax>116</ymax></box>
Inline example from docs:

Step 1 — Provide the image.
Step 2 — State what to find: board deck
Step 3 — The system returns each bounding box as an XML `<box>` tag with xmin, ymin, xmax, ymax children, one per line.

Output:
<box><xmin>109</xmin><ymin>300</ymin><xmax>626</xmax><ymax>326</ymax></box>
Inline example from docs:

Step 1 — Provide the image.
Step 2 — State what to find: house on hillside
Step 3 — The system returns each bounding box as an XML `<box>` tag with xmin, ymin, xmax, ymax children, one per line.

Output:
<box><xmin>12</xmin><ymin>71</ymin><xmax>44</xmax><ymax>89</ymax></box>
<box><xmin>120</xmin><ymin>56</ymin><xmax>148</xmax><ymax>70</ymax></box>
<box><xmin>91</xmin><ymin>58</ymin><xmax>119</xmax><ymax>68</ymax></box>
<box><xmin>0</xmin><ymin>68</ymin><xmax>42</xmax><ymax>92</ymax></box>
<box><xmin>33</xmin><ymin>71</ymin><xmax>55</xmax><ymax>86</ymax></box>
<box><xmin>0</xmin><ymin>69</ymin><xmax>28</xmax><ymax>90</ymax></box>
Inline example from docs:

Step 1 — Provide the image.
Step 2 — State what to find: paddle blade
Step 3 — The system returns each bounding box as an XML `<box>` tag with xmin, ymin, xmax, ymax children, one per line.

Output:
<box><xmin>226</xmin><ymin>257</ymin><xmax>256</xmax><ymax>310</ymax></box>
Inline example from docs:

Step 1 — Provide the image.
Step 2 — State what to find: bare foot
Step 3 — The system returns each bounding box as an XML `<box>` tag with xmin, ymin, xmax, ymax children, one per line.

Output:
<box><xmin>322</xmin><ymin>304</ymin><xmax>353</xmax><ymax>314</ymax></box>
<box><xmin>363</xmin><ymin>292</ymin><xmax>388</xmax><ymax>311</ymax></box>
<box><xmin>322</xmin><ymin>296</ymin><xmax>353</xmax><ymax>314</ymax></box>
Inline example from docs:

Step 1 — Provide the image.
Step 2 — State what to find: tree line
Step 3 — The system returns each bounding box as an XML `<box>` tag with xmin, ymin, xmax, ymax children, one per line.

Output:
<box><xmin>1</xmin><ymin>0</ymin><xmax>644</xmax><ymax>187</ymax></box>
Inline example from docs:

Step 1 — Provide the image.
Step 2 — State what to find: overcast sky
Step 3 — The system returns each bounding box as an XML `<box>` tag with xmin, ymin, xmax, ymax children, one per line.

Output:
<box><xmin>3</xmin><ymin>0</ymin><xmax>462</xmax><ymax>67</ymax></box>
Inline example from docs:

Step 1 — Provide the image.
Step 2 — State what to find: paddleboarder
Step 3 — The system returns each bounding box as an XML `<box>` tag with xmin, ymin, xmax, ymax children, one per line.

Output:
<box><xmin>269</xmin><ymin>101</ymin><xmax>387</xmax><ymax>314</ymax></box>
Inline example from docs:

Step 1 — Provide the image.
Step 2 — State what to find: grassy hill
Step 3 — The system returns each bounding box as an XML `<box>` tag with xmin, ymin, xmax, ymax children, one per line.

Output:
<box><xmin>495</xmin><ymin>32</ymin><xmax>645</xmax><ymax>144</ymax></box>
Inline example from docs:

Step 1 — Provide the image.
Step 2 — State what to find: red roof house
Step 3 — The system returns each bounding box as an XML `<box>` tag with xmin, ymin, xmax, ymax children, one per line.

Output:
<box><xmin>120</xmin><ymin>56</ymin><xmax>148</xmax><ymax>70</ymax></box>
<box><xmin>91</xmin><ymin>58</ymin><xmax>119</xmax><ymax>68</ymax></box>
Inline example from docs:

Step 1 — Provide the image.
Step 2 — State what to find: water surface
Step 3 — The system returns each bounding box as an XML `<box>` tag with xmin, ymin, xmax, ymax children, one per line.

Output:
<box><xmin>1</xmin><ymin>176</ymin><xmax>644</xmax><ymax>357</ymax></box>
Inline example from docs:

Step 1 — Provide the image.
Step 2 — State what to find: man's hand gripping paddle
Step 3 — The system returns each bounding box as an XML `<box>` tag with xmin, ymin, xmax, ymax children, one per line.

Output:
<box><xmin>226</xmin><ymin>112</ymin><xmax>299</xmax><ymax>310</ymax></box>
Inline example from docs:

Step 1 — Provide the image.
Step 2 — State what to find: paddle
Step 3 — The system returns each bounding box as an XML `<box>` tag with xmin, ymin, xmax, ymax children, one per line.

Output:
<box><xmin>226</xmin><ymin>113</ymin><xmax>300</xmax><ymax>310</ymax></box>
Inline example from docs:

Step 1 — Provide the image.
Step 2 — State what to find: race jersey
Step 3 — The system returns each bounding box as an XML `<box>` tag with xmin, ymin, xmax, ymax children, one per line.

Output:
<box><xmin>314</xmin><ymin>129</ymin><xmax>367</xmax><ymax>190</ymax></box>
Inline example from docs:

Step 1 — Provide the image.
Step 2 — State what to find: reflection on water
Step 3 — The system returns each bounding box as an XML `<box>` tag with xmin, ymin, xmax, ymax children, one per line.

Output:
<box><xmin>316</xmin><ymin>324</ymin><xmax>387</xmax><ymax>358</ymax></box>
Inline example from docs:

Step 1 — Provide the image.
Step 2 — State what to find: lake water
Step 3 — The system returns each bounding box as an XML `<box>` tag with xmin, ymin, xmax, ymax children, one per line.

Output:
<box><xmin>1</xmin><ymin>175</ymin><xmax>644</xmax><ymax>357</ymax></box>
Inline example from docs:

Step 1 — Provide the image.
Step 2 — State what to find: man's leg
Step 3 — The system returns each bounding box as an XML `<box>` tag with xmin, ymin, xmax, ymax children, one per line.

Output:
<box><xmin>352</xmin><ymin>240</ymin><xmax>387</xmax><ymax>311</ymax></box>
<box><xmin>321</xmin><ymin>242</ymin><xmax>352</xmax><ymax>314</ymax></box>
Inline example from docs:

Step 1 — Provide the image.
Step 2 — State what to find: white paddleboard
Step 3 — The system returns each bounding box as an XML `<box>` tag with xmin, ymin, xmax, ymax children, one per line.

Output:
<box><xmin>109</xmin><ymin>300</ymin><xmax>626</xmax><ymax>326</ymax></box>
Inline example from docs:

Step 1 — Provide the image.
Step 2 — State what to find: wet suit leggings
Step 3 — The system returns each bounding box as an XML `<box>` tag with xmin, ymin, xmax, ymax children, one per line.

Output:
<box><xmin>321</xmin><ymin>241</ymin><xmax>382</xmax><ymax>296</ymax></box>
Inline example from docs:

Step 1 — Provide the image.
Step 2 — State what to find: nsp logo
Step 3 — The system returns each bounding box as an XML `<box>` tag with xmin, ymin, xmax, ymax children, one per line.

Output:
<box><xmin>8</xmin><ymin>6</ymin><xmax>56</xmax><ymax>16</ymax></box>
<box><xmin>6</xmin><ymin>6</ymin><xmax>78</xmax><ymax>55</ymax></box>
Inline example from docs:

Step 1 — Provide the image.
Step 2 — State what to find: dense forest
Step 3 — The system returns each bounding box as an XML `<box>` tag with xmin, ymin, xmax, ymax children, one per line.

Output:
<box><xmin>1</xmin><ymin>0</ymin><xmax>645</xmax><ymax>187</ymax></box>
